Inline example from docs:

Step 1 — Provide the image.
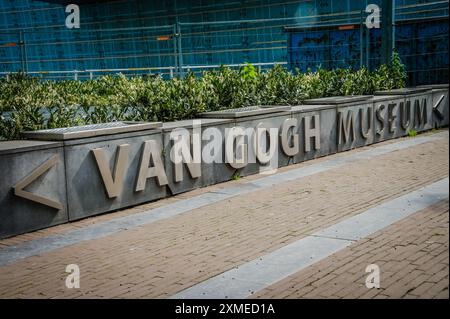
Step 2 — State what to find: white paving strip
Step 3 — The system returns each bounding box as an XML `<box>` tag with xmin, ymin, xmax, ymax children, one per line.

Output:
<box><xmin>0</xmin><ymin>131</ymin><xmax>447</xmax><ymax>266</ymax></box>
<box><xmin>171</xmin><ymin>177</ymin><xmax>449</xmax><ymax>299</ymax></box>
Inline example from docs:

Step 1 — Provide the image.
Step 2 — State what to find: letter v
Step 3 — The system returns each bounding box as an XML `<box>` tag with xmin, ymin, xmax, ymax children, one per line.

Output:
<box><xmin>13</xmin><ymin>154</ymin><xmax>63</xmax><ymax>210</ymax></box>
<box><xmin>92</xmin><ymin>144</ymin><xmax>130</xmax><ymax>198</ymax></box>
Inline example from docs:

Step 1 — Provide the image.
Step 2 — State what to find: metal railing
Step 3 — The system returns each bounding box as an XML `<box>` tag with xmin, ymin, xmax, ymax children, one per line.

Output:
<box><xmin>0</xmin><ymin>61</ymin><xmax>288</xmax><ymax>80</ymax></box>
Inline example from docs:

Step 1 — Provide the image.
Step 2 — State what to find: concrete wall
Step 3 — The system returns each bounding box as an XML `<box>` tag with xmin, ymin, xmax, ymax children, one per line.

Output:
<box><xmin>64</xmin><ymin>129</ymin><xmax>167</xmax><ymax>221</ymax></box>
<box><xmin>0</xmin><ymin>141</ymin><xmax>68</xmax><ymax>238</ymax></box>
<box><xmin>291</xmin><ymin>105</ymin><xmax>337</xmax><ymax>163</ymax></box>
<box><xmin>162</xmin><ymin>118</ymin><xmax>236</xmax><ymax>195</ymax></box>
<box><xmin>233</xmin><ymin>111</ymin><xmax>292</xmax><ymax>177</ymax></box>
<box><xmin>0</xmin><ymin>87</ymin><xmax>447</xmax><ymax>239</ymax></box>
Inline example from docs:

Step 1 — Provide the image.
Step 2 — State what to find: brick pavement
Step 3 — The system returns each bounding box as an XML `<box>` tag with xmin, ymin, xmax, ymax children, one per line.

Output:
<box><xmin>0</xmin><ymin>130</ymin><xmax>448</xmax><ymax>298</ymax></box>
<box><xmin>251</xmin><ymin>200</ymin><xmax>448</xmax><ymax>299</ymax></box>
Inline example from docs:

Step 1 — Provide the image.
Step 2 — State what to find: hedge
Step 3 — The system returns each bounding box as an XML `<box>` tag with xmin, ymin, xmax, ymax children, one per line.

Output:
<box><xmin>0</xmin><ymin>53</ymin><xmax>407</xmax><ymax>141</ymax></box>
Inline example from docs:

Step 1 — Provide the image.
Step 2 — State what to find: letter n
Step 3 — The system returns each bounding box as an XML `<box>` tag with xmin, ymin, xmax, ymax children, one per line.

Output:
<box><xmin>414</xmin><ymin>98</ymin><xmax>428</xmax><ymax>128</ymax></box>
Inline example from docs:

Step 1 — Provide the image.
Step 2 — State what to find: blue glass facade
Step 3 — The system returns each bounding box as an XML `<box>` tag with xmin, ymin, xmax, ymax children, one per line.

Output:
<box><xmin>0</xmin><ymin>0</ymin><xmax>448</xmax><ymax>84</ymax></box>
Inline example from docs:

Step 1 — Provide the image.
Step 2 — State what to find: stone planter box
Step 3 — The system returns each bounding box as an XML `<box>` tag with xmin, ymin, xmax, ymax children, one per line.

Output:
<box><xmin>405</xmin><ymin>89</ymin><xmax>433</xmax><ymax>133</ymax></box>
<box><xmin>371</xmin><ymin>94</ymin><xmax>408</xmax><ymax>142</ymax></box>
<box><xmin>373</xmin><ymin>88</ymin><xmax>433</xmax><ymax>136</ymax></box>
<box><xmin>373</xmin><ymin>88</ymin><xmax>430</xmax><ymax>96</ymax></box>
<box><xmin>302</xmin><ymin>95</ymin><xmax>374</xmax><ymax>153</ymax></box>
<box><xmin>23</xmin><ymin>121</ymin><xmax>161</xmax><ymax>141</ymax></box>
<box><xmin>290</xmin><ymin>104</ymin><xmax>337</xmax><ymax>163</ymax></box>
<box><xmin>417</xmin><ymin>84</ymin><xmax>450</xmax><ymax>128</ymax></box>
<box><xmin>24</xmin><ymin>122</ymin><xmax>165</xmax><ymax>221</ymax></box>
<box><xmin>162</xmin><ymin>118</ymin><xmax>236</xmax><ymax>195</ymax></box>
<box><xmin>0</xmin><ymin>86</ymin><xmax>447</xmax><ymax>239</ymax></box>
<box><xmin>201</xmin><ymin>106</ymin><xmax>292</xmax><ymax>176</ymax></box>
<box><xmin>62</xmin><ymin>129</ymin><xmax>166</xmax><ymax>220</ymax></box>
<box><xmin>0</xmin><ymin>140</ymin><xmax>68</xmax><ymax>238</ymax></box>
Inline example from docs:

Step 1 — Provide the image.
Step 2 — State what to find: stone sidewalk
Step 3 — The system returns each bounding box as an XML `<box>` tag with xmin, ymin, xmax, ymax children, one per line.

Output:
<box><xmin>251</xmin><ymin>200</ymin><xmax>448</xmax><ymax>299</ymax></box>
<box><xmin>0</xmin><ymin>129</ymin><xmax>448</xmax><ymax>299</ymax></box>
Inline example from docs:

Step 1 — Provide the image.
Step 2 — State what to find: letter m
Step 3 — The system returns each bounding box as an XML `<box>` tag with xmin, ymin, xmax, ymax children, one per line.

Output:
<box><xmin>337</xmin><ymin>110</ymin><xmax>355</xmax><ymax>145</ymax></box>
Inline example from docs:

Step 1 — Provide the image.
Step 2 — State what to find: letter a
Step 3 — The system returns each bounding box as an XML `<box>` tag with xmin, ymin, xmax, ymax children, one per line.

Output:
<box><xmin>136</xmin><ymin>140</ymin><xmax>168</xmax><ymax>191</ymax></box>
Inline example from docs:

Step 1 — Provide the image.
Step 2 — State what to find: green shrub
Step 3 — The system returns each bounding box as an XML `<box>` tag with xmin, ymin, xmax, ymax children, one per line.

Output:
<box><xmin>372</xmin><ymin>52</ymin><xmax>407</xmax><ymax>91</ymax></box>
<box><xmin>0</xmin><ymin>58</ymin><xmax>407</xmax><ymax>140</ymax></box>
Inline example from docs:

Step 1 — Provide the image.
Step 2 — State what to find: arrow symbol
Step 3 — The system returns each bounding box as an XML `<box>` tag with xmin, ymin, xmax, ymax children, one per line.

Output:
<box><xmin>13</xmin><ymin>154</ymin><xmax>64</xmax><ymax>210</ymax></box>
<box><xmin>433</xmin><ymin>94</ymin><xmax>445</xmax><ymax>121</ymax></box>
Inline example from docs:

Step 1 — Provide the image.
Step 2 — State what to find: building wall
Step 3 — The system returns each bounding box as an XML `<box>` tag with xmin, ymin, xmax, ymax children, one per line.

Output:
<box><xmin>0</xmin><ymin>0</ymin><xmax>448</xmax><ymax>84</ymax></box>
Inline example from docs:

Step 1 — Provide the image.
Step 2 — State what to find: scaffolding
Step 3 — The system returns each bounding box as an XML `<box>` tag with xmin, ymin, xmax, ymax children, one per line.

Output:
<box><xmin>0</xmin><ymin>0</ymin><xmax>448</xmax><ymax>85</ymax></box>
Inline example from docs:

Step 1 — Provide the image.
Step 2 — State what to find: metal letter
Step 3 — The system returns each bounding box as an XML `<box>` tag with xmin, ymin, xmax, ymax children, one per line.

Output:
<box><xmin>13</xmin><ymin>154</ymin><xmax>63</xmax><ymax>210</ymax></box>
<box><xmin>170</xmin><ymin>128</ymin><xmax>201</xmax><ymax>183</ymax></box>
<box><xmin>337</xmin><ymin>110</ymin><xmax>355</xmax><ymax>144</ymax></box>
<box><xmin>225</xmin><ymin>127</ymin><xmax>248</xmax><ymax>169</ymax></box>
<box><xmin>433</xmin><ymin>95</ymin><xmax>445</xmax><ymax>121</ymax></box>
<box><xmin>400</xmin><ymin>101</ymin><xmax>411</xmax><ymax>130</ymax></box>
<box><xmin>280</xmin><ymin>118</ymin><xmax>299</xmax><ymax>157</ymax></box>
<box><xmin>359</xmin><ymin>107</ymin><xmax>373</xmax><ymax>139</ymax></box>
<box><xmin>388</xmin><ymin>103</ymin><xmax>398</xmax><ymax>133</ymax></box>
<box><xmin>92</xmin><ymin>144</ymin><xmax>129</xmax><ymax>198</ymax></box>
<box><xmin>414</xmin><ymin>98</ymin><xmax>428</xmax><ymax>128</ymax></box>
<box><xmin>254</xmin><ymin>122</ymin><xmax>278</xmax><ymax>164</ymax></box>
<box><xmin>136</xmin><ymin>140</ymin><xmax>168</xmax><ymax>191</ymax></box>
<box><xmin>376</xmin><ymin>104</ymin><xmax>386</xmax><ymax>136</ymax></box>
<box><xmin>304</xmin><ymin>115</ymin><xmax>320</xmax><ymax>152</ymax></box>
